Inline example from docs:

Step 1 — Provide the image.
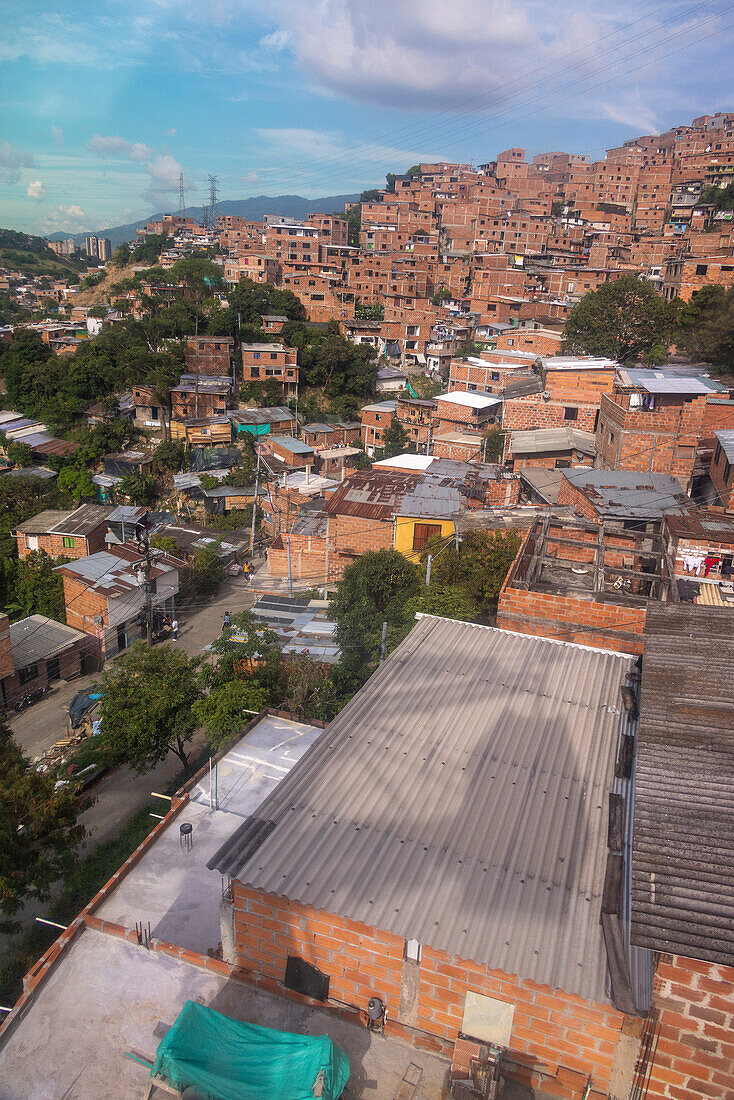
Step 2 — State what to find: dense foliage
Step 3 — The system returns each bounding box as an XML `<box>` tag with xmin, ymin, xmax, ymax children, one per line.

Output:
<box><xmin>675</xmin><ymin>284</ymin><xmax>734</xmax><ymax>374</ymax></box>
<box><xmin>0</xmin><ymin>718</ymin><xmax>86</xmax><ymax>932</ymax></box>
<box><xmin>563</xmin><ymin>275</ymin><xmax>675</xmax><ymax>362</ymax></box>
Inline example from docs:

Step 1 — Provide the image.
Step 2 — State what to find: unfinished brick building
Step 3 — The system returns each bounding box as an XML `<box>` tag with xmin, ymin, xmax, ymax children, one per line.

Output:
<box><xmin>496</xmin><ymin>514</ymin><xmax>678</xmax><ymax>655</ymax></box>
<box><xmin>14</xmin><ymin>504</ymin><xmax>112</xmax><ymax>560</ymax></box>
<box><xmin>595</xmin><ymin>368</ymin><xmax>725</xmax><ymax>492</ymax></box>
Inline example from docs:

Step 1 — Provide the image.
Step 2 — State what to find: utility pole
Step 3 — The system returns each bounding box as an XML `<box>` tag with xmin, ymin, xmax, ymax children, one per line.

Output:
<box><xmin>425</xmin><ymin>554</ymin><xmax>432</xmax><ymax>587</ymax></box>
<box><xmin>206</xmin><ymin>174</ymin><xmax>219</xmax><ymax>234</ymax></box>
<box><xmin>135</xmin><ymin>520</ymin><xmax>154</xmax><ymax>647</ymax></box>
<box><xmin>379</xmin><ymin>621</ymin><xmax>388</xmax><ymax>663</ymax></box>
<box><xmin>178</xmin><ymin>172</ymin><xmax>186</xmax><ymax>218</ymax></box>
<box><xmin>249</xmin><ymin>447</ymin><xmax>261</xmax><ymax>557</ymax></box>
<box><xmin>286</xmin><ymin>535</ymin><xmax>293</xmax><ymax>598</ymax></box>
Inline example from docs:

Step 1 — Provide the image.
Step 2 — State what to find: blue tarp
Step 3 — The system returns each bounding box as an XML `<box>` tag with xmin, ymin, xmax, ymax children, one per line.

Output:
<box><xmin>151</xmin><ymin>1000</ymin><xmax>350</xmax><ymax>1100</ymax></box>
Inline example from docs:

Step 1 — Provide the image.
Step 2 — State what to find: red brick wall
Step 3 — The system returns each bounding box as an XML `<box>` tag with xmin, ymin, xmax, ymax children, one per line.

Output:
<box><xmin>496</xmin><ymin>585</ymin><xmax>647</xmax><ymax>655</ymax></box>
<box><xmin>63</xmin><ymin>576</ymin><xmax>108</xmax><ymax>637</ymax></box>
<box><xmin>556</xmin><ymin>478</ymin><xmax>602</xmax><ymax>522</ymax></box>
<box><xmin>512</xmin><ymin>452</ymin><xmax>593</xmax><ymax>470</ymax></box>
<box><xmin>231</xmin><ymin>881</ymin><xmax>630</xmax><ymax>1094</ymax></box>
<box><xmin>16</xmin><ymin>529</ymin><xmax>106</xmax><ymax>561</ymax></box>
<box><xmin>596</xmin><ymin>393</ymin><xmax>708</xmax><ymax>490</ymax></box>
<box><xmin>710</xmin><ymin>446</ymin><xmax>734</xmax><ymax>510</ymax></box>
<box><xmin>645</xmin><ymin>955</ymin><xmax>734</xmax><ymax>1100</ymax></box>
<box><xmin>0</xmin><ymin>614</ymin><xmax>13</xmax><ymax>678</ymax></box>
<box><xmin>431</xmin><ymin>437</ymin><xmax>484</xmax><ymax>461</ymax></box>
<box><xmin>503</xmin><ymin>394</ymin><xmax>600</xmax><ymax>434</ymax></box>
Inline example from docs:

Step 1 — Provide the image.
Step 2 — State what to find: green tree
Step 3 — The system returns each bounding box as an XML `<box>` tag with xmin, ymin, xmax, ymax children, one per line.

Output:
<box><xmin>332</xmin><ymin>550</ymin><xmax>420</xmax><ymax>669</ymax></box>
<box><xmin>194</xmin><ymin>680</ymin><xmax>269</xmax><ymax>750</ymax></box>
<box><xmin>281</xmin><ymin>654</ymin><xmax>338</xmax><ymax>723</ymax></box>
<box><xmin>111</xmin><ymin>242</ymin><xmax>132</xmax><ymax>267</ymax></box>
<box><xmin>57</xmin><ymin>465</ymin><xmax>96</xmax><ymax>504</ymax></box>
<box><xmin>99</xmin><ymin>643</ymin><xmax>203</xmax><ymax>772</ymax></box>
<box><xmin>179</xmin><ymin>542</ymin><xmax>223</xmax><ymax>603</ymax></box>
<box><xmin>675</xmin><ymin>284</ymin><xmax>734</xmax><ymax>373</ymax></box>
<box><xmin>8</xmin><ymin>550</ymin><xmax>67</xmax><ymax>622</ymax></box>
<box><xmin>563</xmin><ymin>275</ymin><xmax>674</xmax><ymax>362</ymax></box>
<box><xmin>481</xmin><ymin>426</ymin><xmax>506</xmax><ymax>463</ymax></box>
<box><xmin>402</xmin><ymin>584</ymin><xmax>476</xmax><ymax>624</ymax></box>
<box><xmin>6</xmin><ymin>440</ymin><xmax>34</xmax><ymax>467</ymax></box>
<box><xmin>0</xmin><ymin>719</ymin><xmax>86</xmax><ymax>932</ymax></box>
<box><xmin>119</xmin><ymin>471</ymin><xmax>158</xmax><ymax>506</ymax></box>
<box><xmin>422</xmin><ymin>530</ymin><xmax>520</xmax><ymax>615</ymax></box>
<box><xmin>379</xmin><ymin>414</ymin><xmax>410</xmax><ymax>458</ymax></box>
<box><xmin>152</xmin><ymin>439</ymin><xmax>186</xmax><ymax>474</ymax></box>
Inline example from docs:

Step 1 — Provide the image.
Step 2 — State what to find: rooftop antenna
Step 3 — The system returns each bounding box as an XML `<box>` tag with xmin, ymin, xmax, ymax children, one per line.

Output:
<box><xmin>178</xmin><ymin>172</ymin><xmax>186</xmax><ymax>218</ymax></box>
<box><xmin>206</xmin><ymin>173</ymin><xmax>219</xmax><ymax>233</ymax></box>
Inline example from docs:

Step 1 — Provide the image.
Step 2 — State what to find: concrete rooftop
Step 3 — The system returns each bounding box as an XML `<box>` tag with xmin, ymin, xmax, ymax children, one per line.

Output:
<box><xmin>94</xmin><ymin>715</ymin><xmax>323</xmax><ymax>955</ymax></box>
<box><xmin>0</xmin><ymin>929</ymin><xmax>452</xmax><ymax>1100</ymax></box>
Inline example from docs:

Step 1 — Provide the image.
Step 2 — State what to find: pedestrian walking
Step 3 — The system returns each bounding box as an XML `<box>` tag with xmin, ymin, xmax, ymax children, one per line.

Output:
<box><xmin>171</xmin><ymin>618</ymin><xmax>179</xmax><ymax>640</ymax></box>
<box><xmin>223</xmin><ymin>610</ymin><xmax>230</xmax><ymax>628</ymax></box>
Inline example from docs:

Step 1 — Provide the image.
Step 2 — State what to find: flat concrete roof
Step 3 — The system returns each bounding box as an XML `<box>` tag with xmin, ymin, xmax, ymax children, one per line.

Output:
<box><xmin>0</xmin><ymin>928</ymin><xmax>451</xmax><ymax>1100</ymax></box>
<box><xmin>94</xmin><ymin>715</ymin><xmax>323</xmax><ymax>955</ymax></box>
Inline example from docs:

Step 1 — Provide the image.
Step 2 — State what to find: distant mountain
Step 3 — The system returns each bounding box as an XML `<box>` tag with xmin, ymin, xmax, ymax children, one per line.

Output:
<box><xmin>47</xmin><ymin>193</ymin><xmax>361</xmax><ymax>249</ymax></box>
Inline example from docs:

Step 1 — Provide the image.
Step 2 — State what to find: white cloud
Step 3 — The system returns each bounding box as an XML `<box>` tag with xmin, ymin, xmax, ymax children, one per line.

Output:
<box><xmin>257</xmin><ymin>127</ymin><xmax>438</xmax><ymax>166</ymax></box>
<box><xmin>51</xmin><ymin>125</ymin><xmax>64</xmax><ymax>146</ymax></box>
<box><xmin>241</xmin><ymin>169</ymin><xmax>261</xmax><ymax>184</ymax></box>
<box><xmin>266</xmin><ymin>0</ymin><xmax>719</xmax><ymax>124</ymax></box>
<box><xmin>26</xmin><ymin>179</ymin><xmax>46</xmax><ymax>200</ymax></box>
<box><xmin>0</xmin><ymin>140</ymin><xmax>36</xmax><ymax>185</ymax></box>
<box><xmin>86</xmin><ymin>135</ymin><xmax>154</xmax><ymax>161</ymax></box>
<box><xmin>61</xmin><ymin>204</ymin><xmax>85</xmax><ymax>219</ymax></box>
<box><xmin>166</xmin><ymin>127</ymin><xmax>178</xmax><ymax>136</ymax></box>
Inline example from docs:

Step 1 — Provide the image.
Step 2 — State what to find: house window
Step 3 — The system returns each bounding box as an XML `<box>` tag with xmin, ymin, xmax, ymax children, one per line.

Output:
<box><xmin>19</xmin><ymin>663</ymin><xmax>39</xmax><ymax>685</ymax></box>
<box><xmin>696</xmin><ymin>264</ymin><xmax>708</xmax><ymax>276</ymax></box>
<box><xmin>253</xmin><ymin>352</ymin><xmax>261</xmax><ymax>360</ymax></box>
<box><xmin>412</xmin><ymin>522</ymin><xmax>442</xmax><ymax>552</ymax></box>
<box><xmin>62</xmin><ymin>536</ymin><xmax>75</xmax><ymax>549</ymax></box>
<box><xmin>563</xmin><ymin>407</ymin><xmax>579</xmax><ymax>421</ymax></box>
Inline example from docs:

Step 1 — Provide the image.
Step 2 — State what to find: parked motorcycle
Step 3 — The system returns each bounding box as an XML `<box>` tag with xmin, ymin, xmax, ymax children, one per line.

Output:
<box><xmin>14</xmin><ymin>684</ymin><xmax>51</xmax><ymax>712</ymax></box>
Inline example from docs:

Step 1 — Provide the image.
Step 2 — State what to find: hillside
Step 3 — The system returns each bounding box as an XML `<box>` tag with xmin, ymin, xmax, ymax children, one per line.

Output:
<box><xmin>0</xmin><ymin>229</ymin><xmax>88</xmax><ymax>279</ymax></box>
<box><xmin>46</xmin><ymin>193</ymin><xmax>361</xmax><ymax>249</ymax></box>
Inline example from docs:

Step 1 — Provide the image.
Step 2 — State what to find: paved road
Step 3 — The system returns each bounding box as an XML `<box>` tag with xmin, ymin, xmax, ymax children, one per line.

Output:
<box><xmin>9</xmin><ymin>573</ymin><xmax>257</xmax><ymax>760</ymax></box>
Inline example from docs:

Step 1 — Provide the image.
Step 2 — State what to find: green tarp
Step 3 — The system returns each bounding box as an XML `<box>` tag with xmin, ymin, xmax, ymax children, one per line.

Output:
<box><xmin>151</xmin><ymin>1000</ymin><xmax>350</xmax><ymax>1100</ymax></box>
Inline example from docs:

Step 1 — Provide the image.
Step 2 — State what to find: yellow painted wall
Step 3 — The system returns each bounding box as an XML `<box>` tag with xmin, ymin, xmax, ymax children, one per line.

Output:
<box><xmin>394</xmin><ymin>514</ymin><xmax>455</xmax><ymax>563</ymax></box>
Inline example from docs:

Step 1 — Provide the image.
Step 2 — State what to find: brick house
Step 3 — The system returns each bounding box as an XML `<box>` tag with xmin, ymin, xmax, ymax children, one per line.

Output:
<box><xmin>595</xmin><ymin>368</ymin><xmax>724</xmax><ymax>493</ymax></box>
<box><xmin>434</xmin><ymin>391</ymin><xmax>502</xmax><ymax>436</ymax></box>
<box><xmin>183</xmin><ymin>336</ymin><xmax>234</xmax><ymax>376</ymax></box>
<box><xmin>15</xmin><ymin>504</ymin><xmax>112</xmax><ymax>560</ymax></box>
<box><xmin>231</xmin><ymin>406</ymin><xmax>298</xmax><ymax>440</ymax></box>
<box><xmin>241</xmin><ymin>344</ymin><xmax>299</xmax><ymax>398</ymax></box>
<box><xmin>209</xmin><ymin>616</ymin><xmax>648</xmax><ymax>1100</ymax></box>
<box><xmin>268</xmin><ymin>436</ymin><xmax>316</xmax><ymax>469</ymax></box>
<box><xmin>169</xmin><ymin>376</ymin><xmax>231</xmax><ymax>422</ymax></box>
<box><xmin>301</xmin><ymin>422</ymin><xmax>361</xmax><ymax>450</ymax></box>
<box><xmin>506</xmin><ymin>426</ymin><xmax>596</xmax><ymax>469</ymax></box>
<box><xmin>430</xmin><ymin>432</ymin><xmax>487</xmax><ymax>461</ymax></box>
<box><xmin>629</xmin><ymin>605</ymin><xmax>734</xmax><ymax>1100</ymax></box>
<box><xmin>360</xmin><ymin>400</ymin><xmax>398</xmax><ymax>456</ymax></box>
<box><xmin>501</xmin><ymin>358</ymin><xmax>617</xmax><ymax>437</ymax></box>
<box><xmin>557</xmin><ymin>468</ymin><xmax>693</xmax><ymax>529</ymax></box>
<box><xmin>56</xmin><ymin>543</ymin><xmax>183</xmax><ymax>659</ymax></box>
<box><xmin>711</xmin><ymin>430</ymin><xmax>734</xmax><ymax>509</ymax></box>
<box><xmin>396</xmin><ymin>397</ymin><xmax>437</xmax><ymax>449</ymax></box>
<box><xmin>496</xmin><ymin>514</ymin><xmax>677</xmax><ymax>655</ymax></box>
<box><xmin>0</xmin><ymin>615</ymin><xmax>99</xmax><ymax>710</ymax></box>
<box><xmin>663</xmin><ymin>508</ymin><xmax>734</xmax><ymax>586</ymax></box>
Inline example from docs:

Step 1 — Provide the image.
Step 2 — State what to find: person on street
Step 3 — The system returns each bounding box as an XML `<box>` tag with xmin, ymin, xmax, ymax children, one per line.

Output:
<box><xmin>223</xmin><ymin>610</ymin><xmax>230</xmax><ymax>628</ymax></box>
<box><xmin>171</xmin><ymin>618</ymin><xmax>179</xmax><ymax>640</ymax></box>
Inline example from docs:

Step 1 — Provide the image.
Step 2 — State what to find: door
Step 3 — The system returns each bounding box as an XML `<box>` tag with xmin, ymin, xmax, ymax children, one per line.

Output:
<box><xmin>116</xmin><ymin>624</ymin><xmax>127</xmax><ymax>652</ymax></box>
<box><xmin>46</xmin><ymin>656</ymin><xmax>60</xmax><ymax>682</ymax></box>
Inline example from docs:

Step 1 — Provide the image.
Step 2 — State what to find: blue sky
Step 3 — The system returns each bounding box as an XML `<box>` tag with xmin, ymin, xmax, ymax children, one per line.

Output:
<box><xmin>1</xmin><ymin>0</ymin><xmax>733</xmax><ymax>235</ymax></box>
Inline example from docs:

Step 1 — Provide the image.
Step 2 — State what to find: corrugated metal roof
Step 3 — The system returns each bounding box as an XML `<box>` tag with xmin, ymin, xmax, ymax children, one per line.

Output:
<box><xmin>665</xmin><ymin>507</ymin><xmax>734</xmax><ymax>543</ymax></box>
<box><xmin>212</xmin><ymin>615</ymin><xmax>634</xmax><ymax>1005</ymax></box>
<box><xmin>231</xmin><ymin>406</ymin><xmax>294</xmax><ymax>425</ymax></box>
<box><xmin>509</xmin><ymin>427</ymin><xmax>596</xmax><ymax>455</ymax></box>
<box><xmin>50</xmin><ymin>504</ymin><xmax>111</xmax><ymax>537</ymax></box>
<box><xmin>519</xmin><ymin>467</ymin><xmax>565</xmax><ymax>504</ymax></box>
<box><xmin>398</xmin><ymin>481</ymin><xmax>461</xmax><ymax>518</ymax></box>
<box><xmin>323</xmin><ymin>469</ymin><xmax>422</xmax><ymax>520</ymax></box>
<box><xmin>620</xmin><ymin>368</ymin><xmax>721</xmax><ymax>395</ymax></box>
<box><xmin>9</xmin><ymin>615</ymin><xmax>86</xmax><ymax>668</ymax></box>
<box><xmin>631</xmin><ymin>606</ymin><xmax>734</xmax><ymax>965</ymax></box>
<box><xmin>562</xmin><ymin>469</ymin><xmax>691</xmax><ymax>520</ymax></box>
<box><xmin>16</xmin><ymin>509</ymin><xmax>72</xmax><ymax>535</ymax></box>
<box><xmin>270</xmin><ymin>436</ymin><xmax>315</xmax><ymax>455</ymax></box>
<box><xmin>715</xmin><ymin>429</ymin><xmax>734</xmax><ymax>464</ymax></box>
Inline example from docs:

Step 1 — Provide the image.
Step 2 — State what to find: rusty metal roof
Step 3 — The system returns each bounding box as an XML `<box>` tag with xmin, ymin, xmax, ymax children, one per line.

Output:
<box><xmin>665</xmin><ymin>507</ymin><xmax>734</xmax><ymax>544</ymax></box>
<box><xmin>323</xmin><ymin>469</ymin><xmax>422</xmax><ymax>520</ymax></box>
<box><xmin>631</xmin><ymin>605</ymin><xmax>734</xmax><ymax>965</ymax></box>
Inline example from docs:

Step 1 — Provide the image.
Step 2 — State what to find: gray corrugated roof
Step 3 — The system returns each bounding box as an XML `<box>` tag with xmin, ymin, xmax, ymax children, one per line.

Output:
<box><xmin>9</xmin><ymin>615</ymin><xmax>86</xmax><ymax>669</ymax></box>
<box><xmin>50</xmin><ymin>504</ymin><xmax>111</xmax><ymax>537</ymax></box>
<box><xmin>270</xmin><ymin>436</ymin><xmax>314</xmax><ymax>455</ymax></box>
<box><xmin>562</xmin><ymin>469</ymin><xmax>691</xmax><ymax>520</ymax></box>
<box><xmin>620</xmin><ymin>368</ymin><xmax>722</xmax><ymax>395</ymax></box>
<box><xmin>212</xmin><ymin>615</ymin><xmax>634</xmax><ymax>1005</ymax></box>
<box><xmin>509</xmin><ymin>427</ymin><xmax>596</xmax><ymax>455</ymax></box>
<box><xmin>231</xmin><ymin>407</ymin><xmax>294</xmax><ymax>426</ymax></box>
<box><xmin>715</xmin><ymin>429</ymin><xmax>734</xmax><ymax>464</ymax></box>
<box><xmin>398</xmin><ymin>481</ymin><xmax>461</xmax><ymax>518</ymax></box>
<box><xmin>519</xmin><ymin>467</ymin><xmax>565</xmax><ymax>504</ymax></box>
<box><xmin>631</xmin><ymin>606</ymin><xmax>734</xmax><ymax>966</ymax></box>
<box><xmin>15</xmin><ymin>509</ymin><xmax>72</xmax><ymax>535</ymax></box>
